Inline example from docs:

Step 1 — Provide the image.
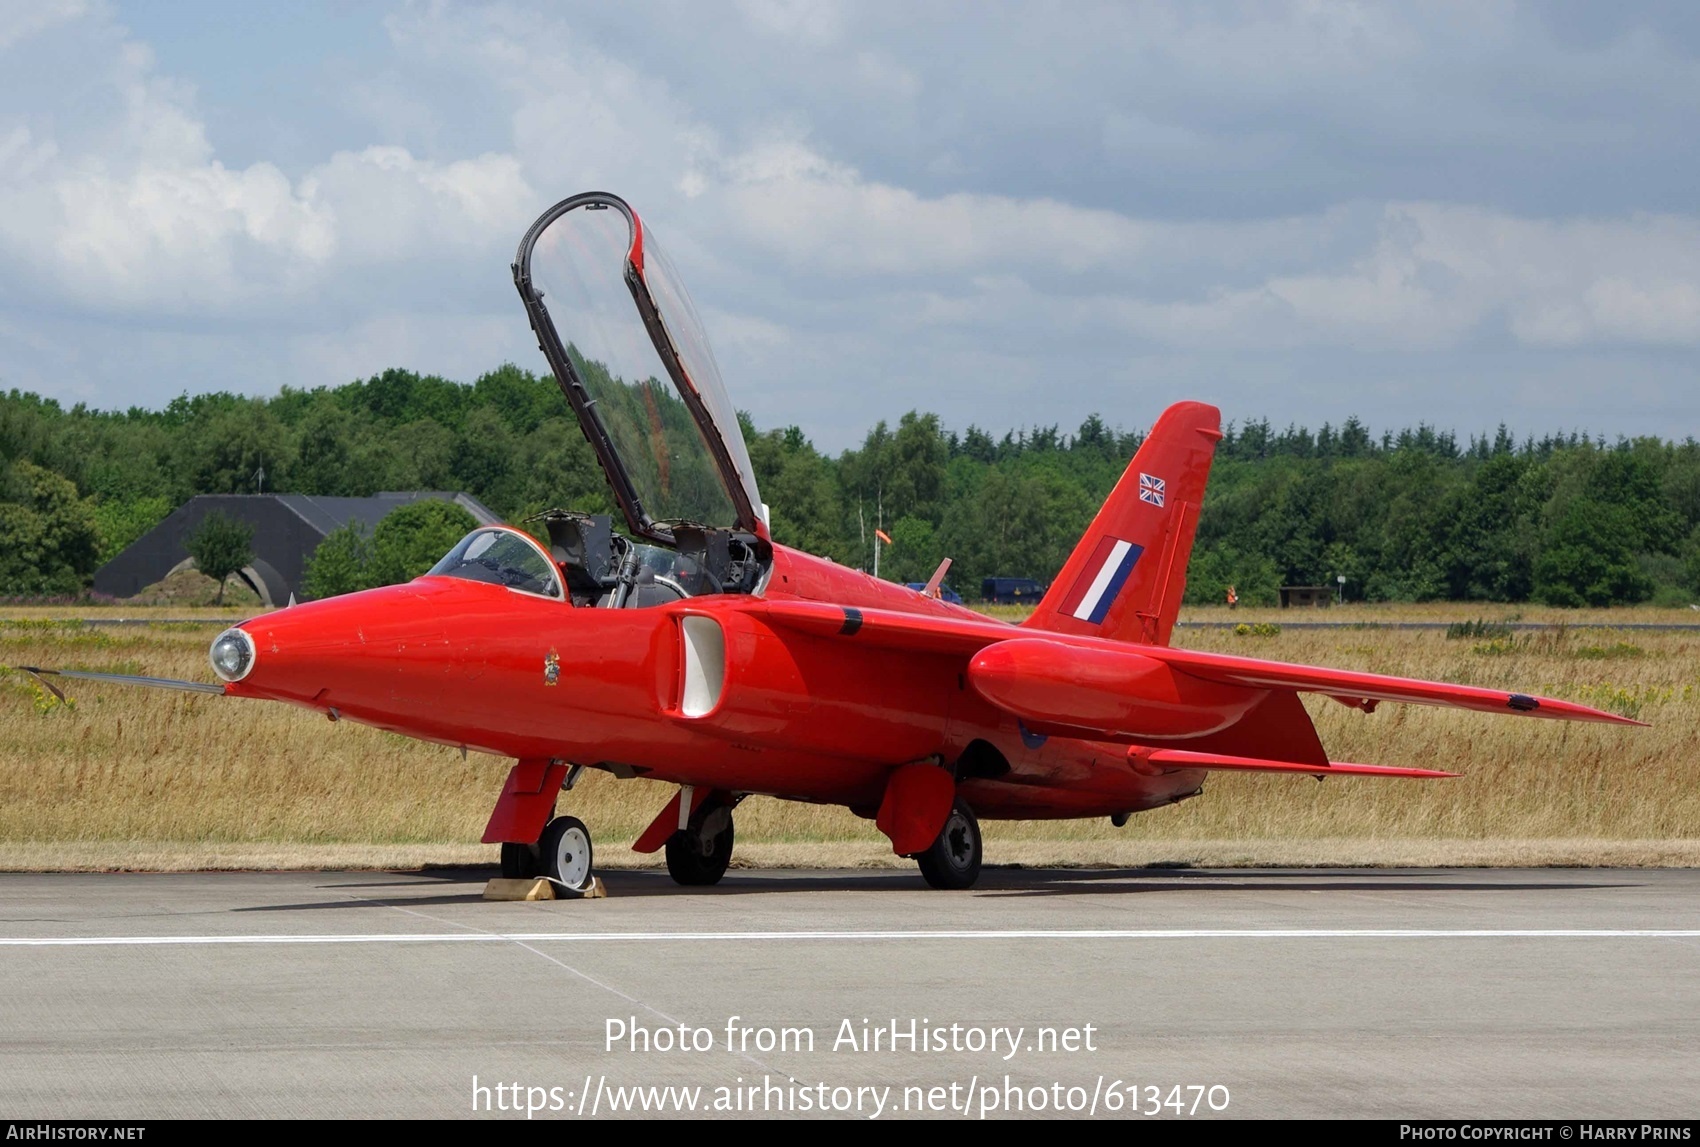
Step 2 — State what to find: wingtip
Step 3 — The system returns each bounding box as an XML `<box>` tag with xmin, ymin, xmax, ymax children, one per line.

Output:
<box><xmin>1572</xmin><ymin>705</ymin><xmax>1650</xmax><ymax>728</ymax></box>
<box><xmin>1516</xmin><ymin>693</ymin><xmax>1650</xmax><ymax>728</ymax></box>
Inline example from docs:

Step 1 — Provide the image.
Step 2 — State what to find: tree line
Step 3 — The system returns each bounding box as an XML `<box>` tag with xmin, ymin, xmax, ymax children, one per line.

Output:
<box><xmin>2</xmin><ymin>365</ymin><xmax>1698</xmax><ymax>607</ymax></box>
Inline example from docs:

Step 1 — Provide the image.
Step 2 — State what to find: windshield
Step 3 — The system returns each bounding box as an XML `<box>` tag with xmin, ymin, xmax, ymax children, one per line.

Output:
<box><xmin>428</xmin><ymin>528</ymin><xmax>563</xmax><ymax>599</ymax></box>
<box><xmin>518</xmin><ymin>195</ymin><xmax>762</xmax><ymax>538</ymax></box>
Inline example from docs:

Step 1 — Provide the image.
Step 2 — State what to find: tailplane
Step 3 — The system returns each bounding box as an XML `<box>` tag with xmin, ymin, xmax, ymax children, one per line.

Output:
<box><xmin>1024</xmin><ymin>400</ymin><xmax>1220</xmax><ymax>646</ymax></box>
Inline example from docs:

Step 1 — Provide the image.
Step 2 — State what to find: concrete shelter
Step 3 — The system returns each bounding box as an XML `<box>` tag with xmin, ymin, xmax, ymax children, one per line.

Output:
<box><xmin>92</xmin><ymin>492</ymin><xmax>499</xmax><ymax>606</ymax></box>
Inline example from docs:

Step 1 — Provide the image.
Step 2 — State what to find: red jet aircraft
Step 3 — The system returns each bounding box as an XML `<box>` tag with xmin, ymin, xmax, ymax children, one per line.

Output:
<box><xmin>20</xmin><ymin>192</ymin><xmax>1640</xmax><ymax>891</ymax></box>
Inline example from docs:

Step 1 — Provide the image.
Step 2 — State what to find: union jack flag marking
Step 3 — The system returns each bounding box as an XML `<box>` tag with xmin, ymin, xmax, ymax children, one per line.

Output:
<box><xmin>1139</xmin><ymin>473</ymin><xmax>1166</xmax><ymax>508</ymax></box>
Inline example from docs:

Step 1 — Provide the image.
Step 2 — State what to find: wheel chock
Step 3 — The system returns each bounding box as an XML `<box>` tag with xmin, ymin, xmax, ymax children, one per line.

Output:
<box><xmin>483</xmin><ymin>877</ymin><xmax>555</xmax><ymax>900</ymax></box>
<box><xmin>481</xmin><ymin>876</ymin><xmax>607</xmax><ymax>901</ymax></box>
<box><xmin>568</xmin><ymin>876</ymin><xmax>608</xmax><ymax>899</ymax></box>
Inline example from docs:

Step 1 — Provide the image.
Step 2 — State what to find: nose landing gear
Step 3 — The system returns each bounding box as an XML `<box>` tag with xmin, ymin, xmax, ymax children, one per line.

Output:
<box><xmin>491</xmin><ymin>760</ymin><xmax>598</xmax><ymax>892</ymax></box>
<box><xmin>498</xmin><ymin>815</ymin><xmax>596</xmax><ymax>894</ymax></box>
<box><xmin>538</xmin><ymin>815</ymin><xmax>596</xmax><ymax>893</ymax></box>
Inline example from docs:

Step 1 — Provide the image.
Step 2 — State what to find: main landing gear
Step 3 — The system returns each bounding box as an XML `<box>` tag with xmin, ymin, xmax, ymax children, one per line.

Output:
<box><xmin>666</xmin><ymin>799</ymin><xmax>736</xmax><ymax>886</ymax></box>
<box><xmin>502</xmin><ymin>815</ymin><xmax>597</xmax><ymax>895</ymax></box>
<box><xmin>915</xmin><ymin>798</ymin><xmax>982</xmax><ymax>890</ymax></box>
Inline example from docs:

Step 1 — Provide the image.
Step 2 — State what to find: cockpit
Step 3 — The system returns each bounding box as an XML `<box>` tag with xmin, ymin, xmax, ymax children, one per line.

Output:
<box><xmin>428</xmin><ymin>527</ymin><xmax>564</xmax><ymax>600</ymax></box>
<box><xmin>511</xmin><ymin>192</ymin><xmax>773</xmax><ymax>604</ymax></box>
<box><xmin>428</xmin><ymin>519</ymin><xmax>762</xmax><ymax>610</ymax></box>
<box><xmin>537</xmin><ymin>511</ymin><xmax>765</xmax><ymax>608</ymax></box>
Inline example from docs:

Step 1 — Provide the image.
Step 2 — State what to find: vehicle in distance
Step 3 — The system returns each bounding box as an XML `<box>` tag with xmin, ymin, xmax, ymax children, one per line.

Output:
<box><xmin>982</xmin><ymin>577</ymin><xmax>1047</xmax><ymax>604</ymax></box>
<box><xmin>906</xmin><ymin>582</ymin><xmax>965</xmax><ymax>605</ymax></box>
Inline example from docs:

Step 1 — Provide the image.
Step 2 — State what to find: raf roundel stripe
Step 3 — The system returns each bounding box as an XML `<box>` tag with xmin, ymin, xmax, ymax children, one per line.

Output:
<box><xmin>1059</xmin><ymin>536</ymin><xmax>1144</xmax><ymax>625</ymax></box>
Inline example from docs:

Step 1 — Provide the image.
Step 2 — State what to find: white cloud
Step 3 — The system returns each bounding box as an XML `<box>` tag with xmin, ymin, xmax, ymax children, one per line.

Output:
<box><xmin>287</xmin><ymin>309</ymin><xmax>527</xmax><ymax>392</ymax></box>
<box><xmin>0</xmin><ymin>0</ymin><xmax>1697</xmax><ymax>447</ymax></box>
<box><xmin>735</xmin><ymin>0</ymin><xmax>846</xmax><ymax>47</ymax></box>
<box><xmin>297</xmin><ymin>146</ymin><xmax>533</xmax><ymax>263</ymax></box>
<box><xmin>0</xmin><ymin>7</ymin><xmax>537</xmax><ymax>320</ymax></box>
<box><xmin>682</xmin><ymin>132</ymin><xmax>1700</xmax><ymax>357</ymax></box>
<box><xmin>0</xmin><ymin>0</ymin><xmax>86</xmax><ymax>52</ymax></box>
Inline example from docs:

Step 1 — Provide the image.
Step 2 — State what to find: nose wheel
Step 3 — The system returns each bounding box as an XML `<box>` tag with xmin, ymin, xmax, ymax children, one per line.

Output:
<box><xmin>538</xmin><ymin>815</ymin><xmax>596</xmax><ymax>893</ymax></box>
<box><xmin>916</xmin><ymin>798</ymin><xmax>982</xmax><ymax>890</ymax></box>
<box><xmin>666</xmin><ymin>801</ymin><xmax>735</xmax><ymax>886</ymax></box>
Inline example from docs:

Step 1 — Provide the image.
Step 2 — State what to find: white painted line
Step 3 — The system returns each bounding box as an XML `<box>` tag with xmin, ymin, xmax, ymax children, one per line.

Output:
<box><xmin>0</xmin><ymin>928</ymin><xmax>1696</xmax><ymax>948</ymax></box>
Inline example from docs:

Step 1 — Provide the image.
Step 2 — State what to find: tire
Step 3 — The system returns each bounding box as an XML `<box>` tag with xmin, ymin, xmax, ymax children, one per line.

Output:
<box><xmin>500</xmin><ymin>841</ymin><xmax>540</xmax><ymax>879</ymax></box>
<box><xmin>538</xmin><ymin>815</ymin><xmax>595</xmax><ymax>892</ymax></box>
<box><xmin>916</xmin><ymin>799</ymin><xmax>982</xmax><ymax>890</ymax></box>
<box><xmin>665</xmin><ymin>803</ymin><xmax>735</xmax><ymax>886</ymax></box>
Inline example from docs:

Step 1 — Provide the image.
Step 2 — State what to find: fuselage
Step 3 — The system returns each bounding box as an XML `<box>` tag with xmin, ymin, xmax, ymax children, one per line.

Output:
<box><xmin>225</xmin><ymin>542</ymin><xmax>1208</xmax><ymax>822</ymax></box>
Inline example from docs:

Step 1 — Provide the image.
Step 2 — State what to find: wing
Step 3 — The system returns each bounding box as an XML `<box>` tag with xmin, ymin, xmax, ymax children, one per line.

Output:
<box><xmin>757</xmin><ymin>601</ymin><xmax>1640</xmax><ymax>730</ymax></box>
<box><xmin>758</xmin><ymin>599</ymin><xmax>1013</xmax><ymax>655</ymax></box>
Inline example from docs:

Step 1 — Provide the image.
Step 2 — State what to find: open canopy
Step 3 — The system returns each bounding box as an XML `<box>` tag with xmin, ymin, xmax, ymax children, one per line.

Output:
<box><xmin>513</xmin><ymin>192</ymin><xmax>764</xmax><ymax>544</ymax></box>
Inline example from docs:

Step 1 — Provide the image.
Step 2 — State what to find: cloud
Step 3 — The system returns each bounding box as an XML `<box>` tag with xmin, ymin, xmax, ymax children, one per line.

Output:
<box><xmin>0</xmin><ymin>0</ymin><xmax>86</xmax><ymax>53</ymax></box>
<box><xmin>735</xmin><ymin>0</ymin><xmax>846</xmax><ymax>47</ymax></box>
<box><xmin>0</xmin><ymin>0</ymin><xmax>1697</xmax><ymax>450</ymax></box>
<box><xmin>685</xmin><ymin>134</ymin><xmax>1700</xmax><ymax>356</ymax></box>
<box><xmin>0</xmin><ymin>9</ymin><xmax>537</xmax><ymax>321</ymax></box>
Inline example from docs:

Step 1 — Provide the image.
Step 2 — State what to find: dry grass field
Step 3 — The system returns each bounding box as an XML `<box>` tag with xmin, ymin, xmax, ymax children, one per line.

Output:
<box><xmin>1</xmin><ymin>602</ymin><xmax>1695</xmax><ymax>870</ymax></box>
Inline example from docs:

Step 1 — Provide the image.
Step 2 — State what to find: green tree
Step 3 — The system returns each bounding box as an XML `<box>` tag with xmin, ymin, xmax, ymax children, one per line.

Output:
<box><xmin>366</xmin><ymin>500</ymin><xmax>479</xmax><ymax>587</ymax></box>
<box><xmin>473</xmin><ymin>363</ymin><xmax>557</xmax><ymax>435</ymax></box>
<box><xmin>747</xmin><ymin>424</ymin><xmax>847</xmax><ymax>560</ymax></box>
<box><xmin>302</xmin><ymin>522</ymin><xmax>374</xmax><ymax>599</ymax></box>
<box><xmin>510</xmin><ymin>415</ymin><xmax>615</xmax><ymax>522</ymax></box>
<box><xmin>91</xmin><ymin>495</ymin><xmax>173</xmax><ymax>564</ymax></box>
<box><xmin>1184</xmin><ymin>542</ymin><xmax>1282</xmax><ymax>607</ymax></box>
<box><xmin>1436</xmin><ymin>454</ymin><xmax>1537</xmax><ymax>600</ymax></box>
<box><xmin>1533</xmin><ymin>501</ymin><xmax>1650</xmax><ymax>607</ymax></box>
<box><xmin>0</xmin><ymin>461</ymin><xmax>101</xmax><ymax>596</ymax></box>
<box><xmin>886</xmin><ymin>412</ymin><xmax>948</xmax><ymax>523</ymax></box>
<box><xmin>187</xmin><ymin>511</ymin><xmax>255</xmax><ymax>605</ymax></box>
<box><xmin>171</xmin><ymin>398</ymin><xmax>293</xmax><ymax>499</ymax></box>
<box><xmin>290</xmin><ymin>397</ymin><xmax>365</xmax><ymax>496</ymax></box>
<box><xmin>884</xmin><ymin>515</ymin><xmax>941</xmax><ymax>582</ymax></box>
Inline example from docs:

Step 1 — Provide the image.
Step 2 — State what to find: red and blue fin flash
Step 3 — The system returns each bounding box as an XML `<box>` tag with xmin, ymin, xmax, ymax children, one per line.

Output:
<box><xmin>1057</xmin><ymin>536</ymin><xmax>1143</xmax><ymax>626</ymax></box>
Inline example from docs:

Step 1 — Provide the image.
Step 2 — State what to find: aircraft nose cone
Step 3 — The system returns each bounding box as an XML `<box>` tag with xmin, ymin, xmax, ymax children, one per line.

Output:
<box><xmin>208</xmin><ymin>628</ymin><xmax>257</xmax><ymax>683</ymax></box>
<box><xmin>216</xmin><ymin>581</ymin><xmax>455</xmax><ymax>708</ymax></box>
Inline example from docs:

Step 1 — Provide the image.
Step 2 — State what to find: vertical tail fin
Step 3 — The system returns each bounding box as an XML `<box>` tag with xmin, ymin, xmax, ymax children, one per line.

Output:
<box><xmin>1024</xmin><ymin>400</ymin><xmax>1220</xmax><ymax>646</ymax></box>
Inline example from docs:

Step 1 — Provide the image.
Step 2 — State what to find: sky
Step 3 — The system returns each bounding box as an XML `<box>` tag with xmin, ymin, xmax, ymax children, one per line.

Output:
<box><xmin>1</xmin><ymin>0</ymin><xmax>1697</xmax><ymax>451</ymax></box>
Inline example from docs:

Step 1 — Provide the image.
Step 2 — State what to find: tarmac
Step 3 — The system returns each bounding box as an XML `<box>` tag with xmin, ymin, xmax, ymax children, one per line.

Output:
<box><xmin>1</xmin><ymin>866</ymin><xmax>1696</xmax><ymax>1119</ymax></box>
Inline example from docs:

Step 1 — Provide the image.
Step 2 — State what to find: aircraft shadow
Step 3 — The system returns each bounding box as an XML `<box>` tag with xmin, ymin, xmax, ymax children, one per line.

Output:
<box><xmin>228</xmin><ymin>865</ymin><xmax>1635</xmax><ymax>912</ymax></box>
<box><xmin>606</xmin><ymin>868</ymin><xmax>1635</xmax><ymax>899</ymax></box>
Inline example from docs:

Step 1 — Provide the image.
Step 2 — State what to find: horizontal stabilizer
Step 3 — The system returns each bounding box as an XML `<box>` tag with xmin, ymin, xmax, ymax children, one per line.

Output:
<box><xmin>1152</xmin><ymin>646</ymin><xmax>1644</xmax><ymax>726</ymax></box>
<box><xmin>1136</xmin><ymin>747</ymin><xmax>1459</xmax><ymax>779</ymax></box>
<box><xmin>14</xmin><ymin>666</ymin><xmax>227</xmax><ymax>701</ymax></box>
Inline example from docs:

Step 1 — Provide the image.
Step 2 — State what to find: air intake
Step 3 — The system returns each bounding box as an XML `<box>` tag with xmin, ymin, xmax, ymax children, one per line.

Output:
<box><xmin>679</xmin><ymin>616</ymin><xmax>726</xmax><ymax>718</ymax></box>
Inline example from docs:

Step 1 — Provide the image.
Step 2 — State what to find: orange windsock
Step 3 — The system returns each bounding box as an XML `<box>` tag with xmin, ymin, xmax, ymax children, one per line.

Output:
<box><xmin>874</xmin><ymin>529</ymin><xmax>893</xmax><ymax>546</ymax></box>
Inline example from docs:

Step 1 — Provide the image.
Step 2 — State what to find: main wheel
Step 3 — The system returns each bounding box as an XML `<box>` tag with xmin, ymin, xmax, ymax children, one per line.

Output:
<box><xmin>916</xmin><ymin>799</ymin><xmax>982</xmax><ymax>890</ymax></box>
<box><xmin>538</xmin><ymin>815</ymin><xmax>595</xmax><ymax>893</ymax></box>
<box><xmin>500</xmin><ymin>841</ymin><xmax>540</xmax><ymax>879</ymax></box>
<box><xmin>665</xmin><ymin>802</ymin><xmax>735</xmax><ymax>886</ymax></box>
